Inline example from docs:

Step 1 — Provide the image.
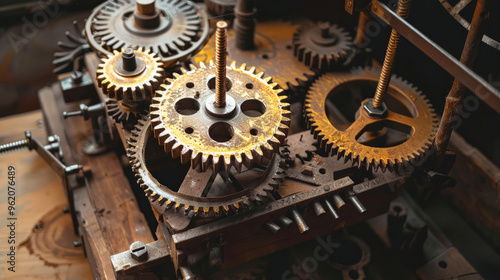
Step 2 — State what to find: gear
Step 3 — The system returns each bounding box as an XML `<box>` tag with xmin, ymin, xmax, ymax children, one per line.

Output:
<box><xmin>293</xmin><ymin>21</ymin><xmax>354</xmax><ymax>71</ymax></box>
<box><xmin>205</xmin><ymin>0</ymin><xmax>237</xmax><ymax>17</ymax></box>
<box><xmin>106</xmin><ymin>99</ymin><xmax>148</xmax><ymax>127</ymax></box>
<box><xmin>127</xmin><ymin>118</ymin><xmax>289</xmax><ymax>217</ymax></box>
<box><xmin>305</xmin><ymin>67</ymin><xmax>438</xmax><ymax>172</ymax></box>
<box><xmin>53</xmin><ymin>20</ymin><xmax>92</xmax><ymax>74</ymax></box>
<box><xmin>96</xmin><ymin>47</ymin><xmax>165</xmax><ymax>102</ymax></box>
<box><xmin>150</xmin><ymin>61</ymin><xmax>291</xmax><ymax>173</ymax></box>
<box><xmin>85</xmin><ymin>0</ymin><xmax>209</xmax><ymax>67</ymax></box>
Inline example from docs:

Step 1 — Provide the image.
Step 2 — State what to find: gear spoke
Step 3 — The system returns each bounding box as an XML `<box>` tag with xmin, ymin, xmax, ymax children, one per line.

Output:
<box><xmin>385</xmin><ymin>109</ymin><xmax>419</xmax><ymax>127</ymax></box>
<box><xmin>177</xmin><ymin>168</ymin><xmax>214</xmax><ymax>196</ymax></box>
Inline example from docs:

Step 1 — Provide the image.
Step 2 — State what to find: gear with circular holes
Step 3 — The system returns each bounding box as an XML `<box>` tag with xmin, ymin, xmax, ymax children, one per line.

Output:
<box><xmin>305</xmin><ymin>67</ymin><xmax>438</xmax><ymax>172</ymax></box>
<box><xmin>293</xmin><ymin>21</ymin><xmax>354</xmax><ymax>71</ymax></box>
<box><xmin>85</xmin><ymin>0</ymin><xmax>209</xmax><ymax>67</ymax></box>
<box><xmin>97</xmin><ymin>47</ymin><xmax>165</xmax><ymax>102</ymax></box>
<box><xmin>127</xmin><ymin>118</ymin><xmax>289</xmax><ymax>217</ymax></box>
<box><xmin>205</xmin><ymin>0</ymin><xmax>237</xmax><ymax>17</ymax></box>
<box><xmin>150</xmin><ymin>61</ymin><xmax>291</xmax><ymax>173</ymax></box>
<box><xmin>106</xmin><ymin>99</ymin><xmax>148</xmax><ymax>127</ymax></box>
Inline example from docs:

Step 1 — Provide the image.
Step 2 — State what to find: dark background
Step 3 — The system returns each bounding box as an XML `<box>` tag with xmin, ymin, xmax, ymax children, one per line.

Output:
<box><xmin>0</xmin><ymin>0</ymin><xmax>498</xmax><ymax>166</ymax></box>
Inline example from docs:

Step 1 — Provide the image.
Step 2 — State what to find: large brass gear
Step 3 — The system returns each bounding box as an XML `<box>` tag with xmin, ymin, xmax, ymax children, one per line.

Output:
<box><xmin>127</xmin><ymin>118</ymin><xmax>289</xmax><ymax>217</ymax></box>
<box><xmin>96</xmin><ymin>47</ymin><xmax>165</xmax><ymax>102</ymax></box>
<box><xmin>85</xmin><ymin>0</ymin><xmax>209</xmax><ymax>67</ymax></box>
<box><xmin>293</xmin><ymin>21</ymin><xmax>354</xmax><ymax>71</ymax></box>
<box><xmin>305</xmin><ymin>67</ymin><xmax>438</xmax><ymax>172</ymax></box>
<box><xmin>150</xmin><ymin>61</ymin><xmax>291</xmax><ymax>173</ymax></box>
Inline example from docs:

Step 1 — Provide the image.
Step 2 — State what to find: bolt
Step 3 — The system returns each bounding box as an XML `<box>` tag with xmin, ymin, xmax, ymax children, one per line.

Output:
<box><xmin>122</xmin><ymin>48</ymin><xmax>137</xmax><ymax>72</ymax></box>
<box><xmin>215</xmin><ymin>21</ymin><xmax>228</xmax><ymax>107</ymax></box>
<box><xmin>71</xmin><ymin>71</ymin><xmax>83</xmax><ymax>84</ymax></box>
<box><xmin>0</xmin><ymin>131</ymin><xmax>33</xmax><ymax>154</ymax></box>
<box><xmin>130</xmin><ymin>241</ymin><xmax>148</xmax><ymax>262</ymax></box>
<box><xmin>372</xmin><ymin>0</ymin><xmax>412</xmax><ymax>109</ymax></box>
<box><xmin>363</xmin><ymin>99</ymin><xmax>387</xmax><ymax>118</ymax></box>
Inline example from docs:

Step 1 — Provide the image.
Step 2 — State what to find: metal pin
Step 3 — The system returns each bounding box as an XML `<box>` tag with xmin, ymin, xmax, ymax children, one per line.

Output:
<box><xmin>265</xmin><ymin>222</ymin><xmax>281</xmax><ymax>234</ymax></box>
<box><xmin>312</xmin><ymin>201</ymin><xmax>326</xmax><ymax>216</ymax></box>
<box><xmin>179</xmin><ymin>266</ymin><xmax>196</xmax><ymax>280</ymax></box>
<box><xmin>333</xmin><ymin>195</ymin><xmax>346</xmax><ymax>209</ymax></box>
<box><xmin>215</xmin><ymin>21</ymin><xmax>228</xmax><ymax>107</ymax></box>
<box><xmin>323</xmin><ymin>198</ymin><xmax>339</xmax><ymax>219</ymax></box>
<box><xmin>290</xmin><ymin>208</ymin><xmax>309</xmax><ymax>233</ymax></box>
<box><xmin>348</xmin><ymin>194</ymin><xmax>366</xmax><ymax>213</ymax></box>
<box><xmin>122</xmin><ymin>48</ymin><xmax>137</xmax><ymax>72</ymax></box>
<box><xmin>277</xmin><ymin>216</ymin><xmax>293</xmax><ymax>228</ymax></box>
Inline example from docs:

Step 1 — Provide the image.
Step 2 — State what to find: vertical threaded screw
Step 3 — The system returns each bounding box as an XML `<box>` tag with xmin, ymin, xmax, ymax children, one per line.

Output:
<box><xmin>215</xmin><ymin>21</ymin><xmax>228</xmax><ymax>108</ymax></box>
<box><xmin>0</xmin><ymin>131</ymin><xmax>32</xmax><ymax>154</ymax></box>
<box><xmin>372</xmin><ymin>0</ymin><xmax>412</xmax><ymax>109</ymax></box>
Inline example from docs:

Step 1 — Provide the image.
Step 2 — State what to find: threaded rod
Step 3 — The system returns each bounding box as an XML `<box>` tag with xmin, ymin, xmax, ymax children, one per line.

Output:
<box><xmin>215</xmin><ymin>21</ymin><xmax>228</xmax><ymax>107</ymax></box>
<box><xmin>372</xmin><ymin>0</ymin><xmax>412</xmax><ymax>109</ymax></box>
<box><xmin>0</xmin><ymin>140</ymin><xmax>29</xmax><ymax>154</ymax></box>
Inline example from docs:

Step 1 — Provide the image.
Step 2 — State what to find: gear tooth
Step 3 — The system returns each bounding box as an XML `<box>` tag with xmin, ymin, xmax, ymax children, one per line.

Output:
<box><xmin>199</xmin><ymin>61</ymin><xmax>206</xmax><ymax>68</ymax></box>
<box><xmin>181</xmin><ymin>67</ymin><xmax>188</xmax><ymax>74</ymax></box>
<box><xmin>189</xmin><ymin>64</ymin><xmax>197</xmax><ymax>71</ymax></box>
<box><xmin>209</xmin><ymin>60</ymin><xmax>215</xmax><ymax>67</ymax></box>
<box><xmin>230</xmin><ymin>61</ymin><xmax>237</xmax><ymax>69</ymax></box>
<box><xmin>239</xmin><ymin>63</ymin><xmax>247</xmax><ymax>71</ymax></box>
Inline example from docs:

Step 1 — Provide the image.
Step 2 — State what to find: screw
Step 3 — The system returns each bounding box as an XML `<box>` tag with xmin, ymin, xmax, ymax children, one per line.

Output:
<box><xmin>215</xmin><ymin>21</ymin><xmax>228</xmax><ymax>107</ymax></box>
<box><xmin>0</xmin><ymin>131</ymin><xmax>33</xmax><ymax>154</ymax></box>
<box><xmin>130</xmin><ymin>241</ymin><xmax>148</xmax><ymax>262</ymax></box>
<box><xmin>372</xmin><ymin>0</ymin><xmax>412</xmax><ymax>110</ymax></box>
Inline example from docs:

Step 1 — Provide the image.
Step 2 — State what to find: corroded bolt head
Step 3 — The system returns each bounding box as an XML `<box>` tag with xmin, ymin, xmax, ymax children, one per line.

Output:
<box><xmin>363</xmin><ymin>99</ymin><xmax>387</xmax><ymax>118</ymax></box>
<box><xmin>130</xmin><ymin>241</ymin><xmax>148</xmax><ymax>262</ymax></box>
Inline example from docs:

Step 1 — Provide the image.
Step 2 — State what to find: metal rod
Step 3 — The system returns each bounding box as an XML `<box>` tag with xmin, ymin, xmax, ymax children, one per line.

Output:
<box><xmin>370</xmin><ymin>0</ymin><xmax>500</xmax><ymax>114</ymax></box>
<box><xmin>122</xmin><ymin>48</ymin><xmax>137</xmax><ymax>72</ymax></box>
<box><xmin>312</xmin><ymin>201</ymin><xmax>326</xmax><ymax>216</ymax></box>
<box><xmin>265</xmin><ymin>222</ymin><xmax>281</xmax><ymax>234</ymax></box>
<box><xmin>323</xmin><ymin>198</ymin><xmax>340</xmax><ymax>219</ymax></box>
<box><xmin>435</xmin><ymin>0</ymin><xmax>490</xmax><ymax>161</ymax></box>
<box><xmin>348</xmin><ymin>193</ymin><xmax>366</xmax><ymax>213</ymax></box>
<box><xmin>290</xmin><ymin>208</ymin><xmax>309</xmax><ymax>233</ymax></box>
<box><xmin>215</xmin><ymin>21</ymin><xmax>228</xmax><ymax>107</ymax></box>
<box><xmin>333</xmin><ymin>195</ymin><xmax>346</xmax><ymax>209</ymax></box>
<box><xmin>356</xmin><ymin>11</ymin><xmax>370</xmax><ymax>47</ymax></box>
<box><xmin>372</xmin><ymin>0</ymin><xmax>411</xmax><ymax>109</ymax></box>
<box><xmin>277</xmin><ymin>216</ymin><xmax>293</xmax><ymax>228</ymax></box>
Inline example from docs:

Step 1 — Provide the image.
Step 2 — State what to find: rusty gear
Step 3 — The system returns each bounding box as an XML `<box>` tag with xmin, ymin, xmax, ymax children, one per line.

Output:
<box><xmin>127</xmin><ymin>118</ymin><xmax>289</xmax><ymax>217</ymax></box>
<box><xmin>150</xmin><ymin>61</ymin><xmax>291</xmax><ymax>173</ymax></box>
<box><xmin>293</xmin><ymin>21</ymin><xmax>354</xmax><ymax>71</ymax></box>
<box><xmin>96</xmin><ymin>47</ymin><xmax>165</xmax><ymax>102</ymax></box>
<box><xmin>106</xmin><ymin>99</ymin><xmax>147</xmax><ymax>127</ymax></box>
<box><xmin>305</xmin><ymin>67</ymin><xmax>438</xmax><ymax>172</ymax></box>
<box><xmin>85</xmin><ymin>0</ymin><xmax>209</xmax><ymax>67</ymax></box>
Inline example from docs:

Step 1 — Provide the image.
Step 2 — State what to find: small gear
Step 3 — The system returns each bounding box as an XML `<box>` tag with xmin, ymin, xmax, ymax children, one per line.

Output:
<box><xmin>293</xmin><ymin>21</ymin><xmax>354</xmax><ymax>71</ymax></box>
<box><xmin>106</xmin><ymin>99</ymin><xmax>147</xmax><ymax>127</ymax></box>
<box><xmin>305</xmin><ymin>67</ymin><xmax>438</xmax><ymax>172</ymax></box>
<box><xmin>150</xmin><ymin>61</ymin><xmax>291</xmax><ymax>173</ymax></box>
<box><xmin>53</xmin><ymin>20</ymin><xmax>91</xmax><ymax>74</ymax></box>
<box><xmin>127</xmin><ymin>118</ymin><xmax>288</xmax><ymax>217</ymax></box>
<box><xmin>85</xmin><ymin>0</ymin><xmax>209</xmax><ymax>67</ymax></box>
<box><xmin>96</xmin><ymin>47</ymin><xmax>165</xmax><ymax>102</ymax></box>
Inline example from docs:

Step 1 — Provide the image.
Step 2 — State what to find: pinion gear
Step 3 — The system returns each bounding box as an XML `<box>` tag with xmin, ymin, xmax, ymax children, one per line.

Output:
<box><xmin>106</xmin><ymin>99</ymin><xmax>148</xmax><ymax>127</ymax></box>
<box><xmin>150</xmin><ymin>61</ymin><xmax>291</xmax><ymax>173</ymax></box>
<box><xmin>96</xmin><ymin>47</ymin><xmax>165</xmax><ymax>102</ymax></box>
<box><xmin>293</xmin><ymin>21</ymin><xmax>354</xmax><ymax>71</ymax></box>
<box><xmin>305</xmin><ymin>67</ymin><xmax>438</xmax><ymax>172</ymax></box>
<box><xmin>85</xmin><ymin>0</ymin><xmax>209</xmax><ymax>67</ymax></box>
<box><xmin>127</xmin><ymin>118</ymin><xmax>289</xmax><ymax>217</ymax></box>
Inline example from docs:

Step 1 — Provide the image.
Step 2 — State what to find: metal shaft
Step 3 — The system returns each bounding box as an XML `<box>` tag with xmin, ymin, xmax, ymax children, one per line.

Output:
<box><xmin>372</xmin><ymin>0</ymin><xmax>411</xmax><ymax>109</ymax></box>
<box><xmin>435</xmin><ymin>0</ymin><xmax>490</xmax><ymax>163</ymax></box>
<box><xmin>215</xmin><ymin>21</ymin><xmax>228</xmax><ymax>107</ymax></box>
<box><xmin>122</xmin><ymin>48</ymin><xmax>137</xmax><ymax>72</ymax></box>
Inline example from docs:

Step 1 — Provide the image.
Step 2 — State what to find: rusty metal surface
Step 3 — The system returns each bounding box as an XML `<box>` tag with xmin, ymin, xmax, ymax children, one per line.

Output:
<box><xmin>150</xmin><ymin>61</ymin><xmax>290</xmax><ymax>172</ymax></box>
<box><xmin>96</xmin><ymin>48</ymin><xmax>165</xmax><ymax>102</ymax></box>
<box><xmin>370</xmin><ymin>0</ymin><xmax>500</xmax><ymax>115</ymax></box>
<box><xmin>305</xmin><ymin>67</ymin><xmax>438</xmax><ymax>171</ymax></box>
<box><xmin>193</xmin><ymin>20</ymin><xmax>317</xmax><ymax>93</ymax></box>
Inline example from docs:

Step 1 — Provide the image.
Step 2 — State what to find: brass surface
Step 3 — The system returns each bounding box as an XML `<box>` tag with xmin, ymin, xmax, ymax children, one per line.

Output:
<box><xmin>305</xmin><ymin>67</ymin><xmax>438</xmax><ymax>171</ymax></box>
<box><xmin>150</xmin><ymin>61</ymin><xmax>290</xmax><ymax>172</ymax></box>
<box><xmin>96</xmin><ymin>48</ymin><xmax>165</xmax><ymax>102</ymax></box>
